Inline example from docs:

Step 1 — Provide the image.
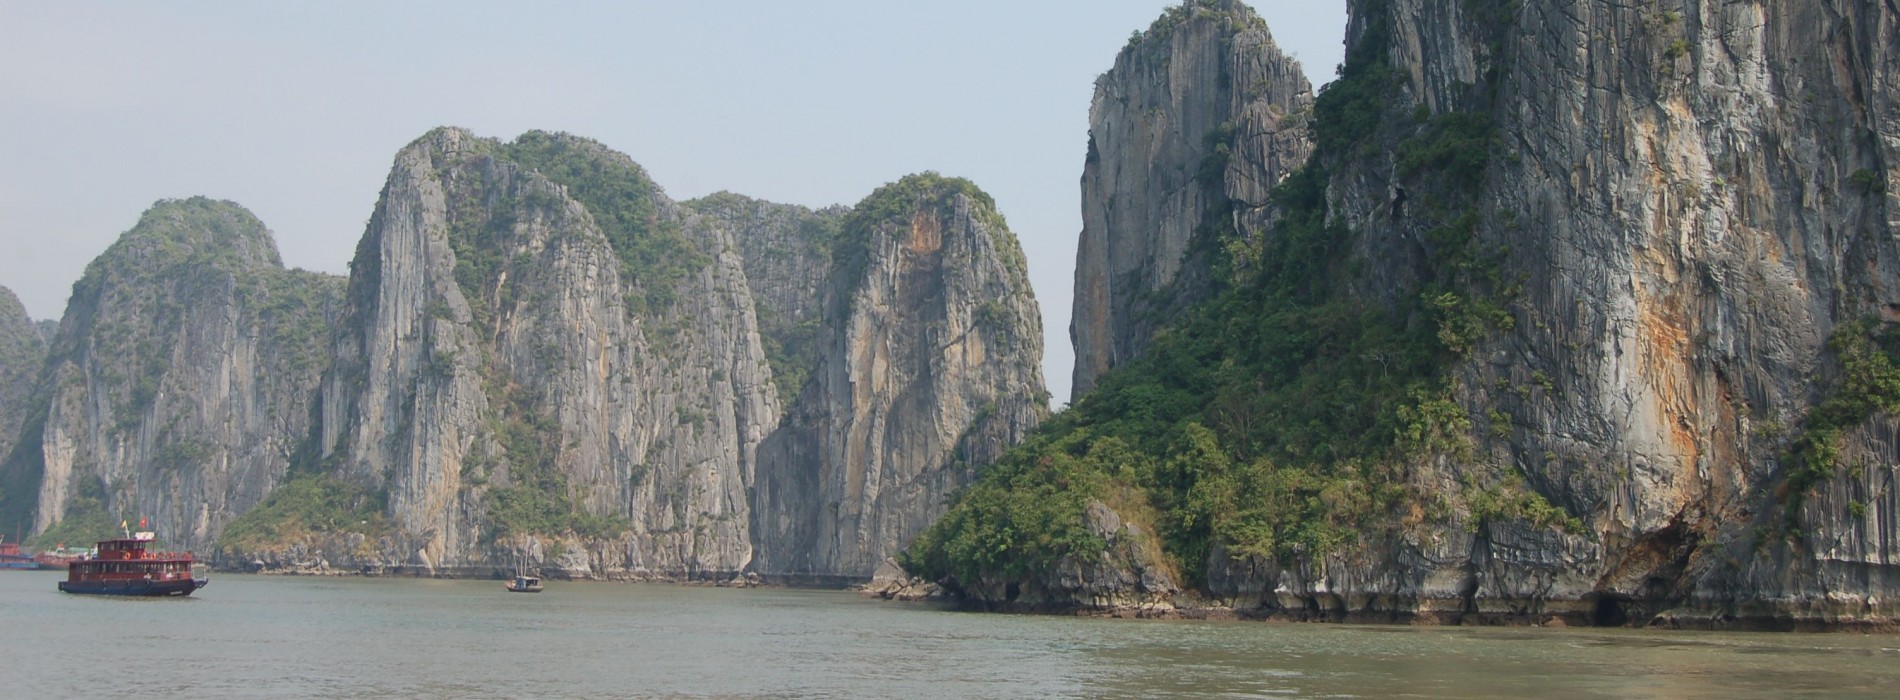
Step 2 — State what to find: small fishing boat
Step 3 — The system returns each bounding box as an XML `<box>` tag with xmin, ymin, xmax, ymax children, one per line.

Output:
<box><xmin>505</xmin><ymin>574</ymin><xmax>544</xmax><ymax>593</ymax></box>
<box><xmin>58</xmin><ymin>532</ymin><xmax>207</xmax><ymax>596</ymax></box>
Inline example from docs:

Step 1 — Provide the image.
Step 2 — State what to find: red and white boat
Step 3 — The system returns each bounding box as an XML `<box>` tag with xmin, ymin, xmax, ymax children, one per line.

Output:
<box><xmin>57</xmin><ymin>532</ymin><xmax>207</xmax><ymax>597</ymax></box>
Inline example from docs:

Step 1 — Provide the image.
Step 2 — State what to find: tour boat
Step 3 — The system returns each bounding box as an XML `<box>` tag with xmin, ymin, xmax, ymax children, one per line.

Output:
<box><xmin>58</xmin><ymin>532</ymin><xmax>207</xmax><ymax>596</ymax></box>
<box><xmin>504</xmin><ymin>574</ymin><xmax>544</xmax><ymax>593</ymax></box>
<box><xmin>0</xmin><ymin>536</ymin><xmax>35</xmax><ymax>570</ymax></box>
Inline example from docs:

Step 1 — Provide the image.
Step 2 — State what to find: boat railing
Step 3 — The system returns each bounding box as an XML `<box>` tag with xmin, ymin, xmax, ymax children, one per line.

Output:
<box><xmin>93</xmin><ymin>550</ymin><xmax>196</xmax><ymax>561</ymax></box>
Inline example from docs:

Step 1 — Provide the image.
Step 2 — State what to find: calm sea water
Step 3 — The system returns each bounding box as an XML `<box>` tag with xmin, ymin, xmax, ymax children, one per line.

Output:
<box><xmin>2</xmin><ymin>570</ymin><xmax>1895</xmax><ymax>699</ymax></box>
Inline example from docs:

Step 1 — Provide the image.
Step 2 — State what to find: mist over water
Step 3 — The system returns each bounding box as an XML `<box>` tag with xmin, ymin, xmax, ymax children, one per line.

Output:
<box><xmin>3</xmin><ymin>572</ymin><xmax>1894</xmax><ymax>699</ymax></box>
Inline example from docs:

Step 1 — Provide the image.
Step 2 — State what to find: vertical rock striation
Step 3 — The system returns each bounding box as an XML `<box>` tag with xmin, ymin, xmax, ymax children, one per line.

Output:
<box><xmin>917</xmin><ymin>0</ymin><xmax>1899</xmax><ymax>629</ymax></box>
<box><xmin>0</xmin><ymin>198</ymin><xmax>342</xmax><ymax>550</ymax></box>
<box><xmin>316</xmin><ymin>128</ymin><xmax>778</xmax><ymax>577</ymax></box>
<box><xmin>688</xmin><ymin>192</ymin><xmax>847</xmax><ymax>401</ymax></box>
<box><xmin>1461</xmin><ymin>0</ymin><xmax>1900</xmax><ymax>627</ymax></box>
<box><xmin>1070</xmin><ymin>0</ymin><xmax>1313</xmax><ymax>399</ymax></box>
<box><xmin>1285</xmin><ymin>0</ymin><xmax>1900</xmax><ymax>629</ymax></box>
<box><xmin>753</xmin><ymin>175</ymin><xmax>1046</xmax><ymax>582</ymax></box>
<box><xmin>2</xmin><ymin>128</ymin><xmax>1048</xmax><ymax>586</ymax></box>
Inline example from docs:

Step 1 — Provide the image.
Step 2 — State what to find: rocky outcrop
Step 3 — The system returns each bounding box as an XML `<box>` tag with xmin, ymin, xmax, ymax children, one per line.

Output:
<box><xmin>0</xmin><ymin>287</ymin><xmax>45</xmax><ymax>465</ymax></box>
<box><xmin>972</xmin><ymin>0</ymin><xmax>1900</xmax><ymax>629</ymax></box>
<box><xmin>1070</xmin><ymin>0</ymin><xmax>1313</xmax><ymax>399</ymax></box>
<box><xmin>313</xmin><ymin>128</ymin><xmax>778</xmax><ymax>578</ymax></box>
<box><xmin>0</xmin><ymin>198</ymin><xmax>343</xmax><ymax>550</ymax></box>
<box><xmin>752</xmin><ymin>175</ymin><xmax>1047</xmax><ymax>582</ymax></box>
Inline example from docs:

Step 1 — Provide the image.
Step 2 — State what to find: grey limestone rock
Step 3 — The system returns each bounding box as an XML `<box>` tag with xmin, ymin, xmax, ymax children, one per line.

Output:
<box><xmin>1</xmin><ymin>198</ymin><xmax>343</xmax><ymax>551</ymax></box>
<box><xmin>751</xmin><ymin>176</ymin><xmax>1047</xmax><ymax>582</ymax></box>
<box><xmin>1070</xmin><ymin>0</ymin><xmax>1314</xmax><ymax>399</ymax></box>
<box><xmin>315</xmin><ymin>128</ymin><xmax>778</xmax><ymax>578</ymax></box>
<box><xmin>1042</xmin><ymin>0</ymin><xmax>1900</xmax><ymax>628</ymax></box>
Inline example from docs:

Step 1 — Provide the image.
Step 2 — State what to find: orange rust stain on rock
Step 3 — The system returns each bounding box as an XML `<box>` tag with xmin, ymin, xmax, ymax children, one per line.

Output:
<box><xmin>908</xmin><ymin>210</ymin><xmax>943</xmax><ymax>255</ymax></box>
<box><xmin>1633</xmin><ymin>275</ymin><xmax>1701</xmax><ymax>474</ymax></box>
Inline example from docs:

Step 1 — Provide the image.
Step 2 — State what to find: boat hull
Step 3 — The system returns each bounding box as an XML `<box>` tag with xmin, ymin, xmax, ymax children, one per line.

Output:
<box><xmin>0</xmin><ymin>560</ymin><xmax>38</xmax><ymax>570</ymax></box>
<box><xmin>58</xmin><ymin>577</ymin><xmax>207</xmax><ymax>597</ymax></box>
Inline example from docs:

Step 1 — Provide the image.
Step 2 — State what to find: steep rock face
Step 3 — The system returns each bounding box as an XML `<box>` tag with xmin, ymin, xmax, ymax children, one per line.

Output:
<box><xmin>920</xmin><ymin>0</ymin><xmax>1898</xmax><ymax>629</ymax></box>
<box><xmin>0</xmin><ymin>198</ymin><xmax>342</xmax><ymax>550</ymax></box>
<box><xmin>313</xmin><ymin>128</ymin><xmax>778</xmax><ymax>577</ymax></box>
<box><xmin>1467</xmin><ymin>0</ymin><xmax>1900</xmax><ymax>626</ymax></box>
<box><xmin>1201</xmin><ymin>0</ymin><xmax>1899</xmax><ymax>625</ymax></box>
<box><xmin>1070</xmin><ymin>0</ymin><xmax>1313</xmax><ymax>398</ymax></box>
<box><xmin>1268</xmin><ymin>0</ymin><xmax>1900</xmax><ymax>627</ymax></box>
<box><xmin>753</xmin><ymin>176</ymin><xmax>1047</xmax><ymax>581</ymax></box>
<box><xmin>687</xmin><ymin>192</ymin><xmax>846</xmax><ymax>401</ymax></box>
<box><xmin>0</xmin><ymin>287</ymin><xmax>45</xmax><ymax>464</ymax></box>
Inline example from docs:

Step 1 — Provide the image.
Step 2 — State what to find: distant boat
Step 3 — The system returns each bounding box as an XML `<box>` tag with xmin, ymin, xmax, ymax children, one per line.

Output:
<box><xmin>58</xmin><ymin>532</ymin><xmax>207</xmax><ymax>596</ymax></box>
<box><xmin>34</xmin><ymin>546</ymin><xmax>90</xmax><ymax>570</ymax></box>
<box><xmin>505</xmin><ymin>574</ymin><xmax>544</xmax><ymax>593</ymax></box>
<box><xmin>0</xmin><ymin>535</ymin><xmax>35</xmax><ymax>570</ymax></box>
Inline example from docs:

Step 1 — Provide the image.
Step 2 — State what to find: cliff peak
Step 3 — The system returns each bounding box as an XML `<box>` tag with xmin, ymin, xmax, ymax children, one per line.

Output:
<box><xmin>1071</xmin><ymin>0</ymin><xmax>1313</xmax><ymax>399</ymax></box>
<box><xmin>113</xmin><ymin>197</ymin><xmax>284</xmax><ymax>270</ymax></box>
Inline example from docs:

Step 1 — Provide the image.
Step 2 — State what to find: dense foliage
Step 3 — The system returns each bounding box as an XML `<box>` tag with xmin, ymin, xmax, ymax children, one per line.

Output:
<box><xmin>27</xmin><ymin>477</ymin><xmax>119</xmax><ymax>548</ymax></box>
<box><xmin>217</xmin><ymin>475</ymin><xmax>390</xmax><ymax>552</ymax></box>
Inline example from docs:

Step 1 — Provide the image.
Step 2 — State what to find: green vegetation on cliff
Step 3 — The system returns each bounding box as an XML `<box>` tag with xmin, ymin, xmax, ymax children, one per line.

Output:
<box><xmin>908</xmin><ymin>0</ymin><xmax>1566</xmax><ymax>591</ymax></box>
<box><xmin>1780</xmin><ymin>319</ymin><xmax>1900</xmax><ymax>525</ymax></box>
<box><xmin>218</xmin><ymin>475</ymin><xmax>390</xmax><ymax>552</ymax></box>
<box><xmin>476</xmin><ymin>379</ymin><xmax>630</xmax><ymax>541</ymax></box>
<box><xmin>503</xmin><ymin>131</ymin><xmax>710</xmax><ymax>315</ymax></box>
<box><xmin>28</xmin><ymin>477</ymin><xmax>119</xmax><ymax>548</ymax></box>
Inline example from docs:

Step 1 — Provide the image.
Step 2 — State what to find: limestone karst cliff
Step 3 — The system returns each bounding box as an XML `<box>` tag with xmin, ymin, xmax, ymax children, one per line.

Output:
<box><xmin>0</xmin><ymin>198</ymin><xmax>343</xmax><ymax>550</ymax></box>
<box><xmin>309</xmin><ymin>128</ymin><xmax>779</xmax><ymax>577</ymax></box>
<box><xmin>911</xmin><ymin>0</ymin><xmax>1900</xmax><ymax>630</ymax></box>
<box><xmin>0</xmin><ymin>287</ymin><xmax>46</xmax><ymax>475</ymax></box>
<box><xmin>751</xmin><ymin>175</ymin><xmax>1047</xmax><ymax>581</ymax></box>
<box><xmin>1070</xmin><ymin>0</ymin><xmax>1313</xmax><ymax>399</ymax></box>
<box><xmin>0</xmin><ymin>127</ymin><xmax>1047</xmax><ymax>582</ymax></box>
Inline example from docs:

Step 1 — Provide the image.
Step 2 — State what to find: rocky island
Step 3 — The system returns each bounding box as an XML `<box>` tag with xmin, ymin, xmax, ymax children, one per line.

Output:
<box><xmin>3</xmin><ymin>0</ymin><xmax>1896</xmax><ymax>631</ymax></box>
<box><xmin>904</xmin><ymin>0</ymin><xmax>1900</xmax><ymax>631</ymax></box>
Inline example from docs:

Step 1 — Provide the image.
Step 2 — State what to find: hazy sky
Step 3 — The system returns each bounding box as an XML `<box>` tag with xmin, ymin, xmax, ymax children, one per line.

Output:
<box><xmin>0</xmin><ymin>1</ymin><xmax>1347</xmax><ymax>404</ymax></box>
